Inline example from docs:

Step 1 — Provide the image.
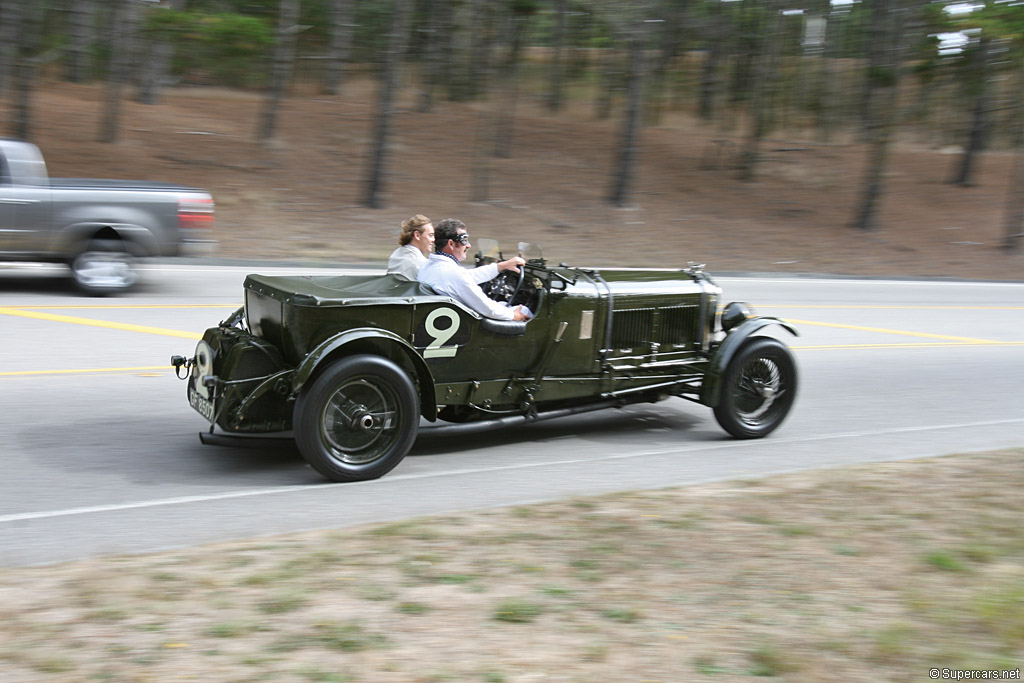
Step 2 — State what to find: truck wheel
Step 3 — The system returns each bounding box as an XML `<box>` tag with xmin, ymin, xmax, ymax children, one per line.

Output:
<box><xmin>713</xmin><ymin>337</ymin><xmax>797</xmax><ymax>439</ymax></box>
<box><xmin>294</xmin><ymin>355</ymin><xmax>419</xmax><ymax>482</ymax></box>
<box><xmin>71</xmin><ymin>239</ymin><xmax>138</xmax><ymax>295</ymax></box>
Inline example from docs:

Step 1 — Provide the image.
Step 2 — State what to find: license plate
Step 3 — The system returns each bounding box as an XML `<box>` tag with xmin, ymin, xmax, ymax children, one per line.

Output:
<box><xmin>189</xmin><ymin>385</ymin><xmax>215</xmax><ymax>422</ymax></box>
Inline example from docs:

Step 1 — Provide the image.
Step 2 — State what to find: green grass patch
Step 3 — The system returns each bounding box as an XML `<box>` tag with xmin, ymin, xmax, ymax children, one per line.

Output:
<box><xmin>972</xmin><ymin>577</ymin><xmax>1024</xmax><ymax>646</ymax></box>
<box><xmin>436</xmin><ymin>574</ymin><xmax>476</xmax><ymax>584</ymax></box>
<box><xmin>204</xmin><ymin>622</ymin><xmax>258</xmax><ymax>638</ymax></box>
<box><xmin>924</xmin><ymin>550</ymin><xmax>968</xmax><ymax>572</ymax></box>
<box><xmin>693</xmin><ymin>655</ymin><xmax>727</xmax><ymax>675</ymax></box>
<box><xmin>601</xmin><ymin>607</ymin><xmax>642</xmax><ymax>623</ymax></box>
<box><xmin>396</xmin><ymin>601</ymin><xmax>430</xmax><ymax>614</ymax></box>
<box><xmin>257</xmin><ymin>591</ymin><xmax>309</xmax><ymax>614</ymax></box>
<box><xmin>748</xmin><ymin>644</ymin><xmax>800</xmax><ymax>676</ymax></box>
<box><xmin>493</xmin><ymin>599</ymin><xmax>544</xmax><ymax>623</ymax></box>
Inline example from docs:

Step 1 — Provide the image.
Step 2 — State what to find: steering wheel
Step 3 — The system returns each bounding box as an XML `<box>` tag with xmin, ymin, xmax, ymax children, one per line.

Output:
<box><xmin>481</xmin><ymin>266</ymin><xmax>525</xmax><ymax>304</ymax></box>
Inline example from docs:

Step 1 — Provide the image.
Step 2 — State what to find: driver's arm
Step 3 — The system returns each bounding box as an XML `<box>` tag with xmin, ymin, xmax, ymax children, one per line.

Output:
<box><xmin>468</xmin><ymin>262</ymin><xmax>499</xmax><ymax>285</ymax></box>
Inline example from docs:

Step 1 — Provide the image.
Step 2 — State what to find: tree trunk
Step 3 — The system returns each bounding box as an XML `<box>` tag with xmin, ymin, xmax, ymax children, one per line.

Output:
<box><xmin>548</xmin><ymin>0</ymin><xmax>566</xmax><ymax>112</ymax></box>
<box><xmin>698</xmin><ymin>0</ymin><xmax>724</xmax><ymax>121</ymax></box>
<box><xmin>851</xmin><ymin>0</ymin><xmax>905</xmax><ymax>230</ymax></box>
<box><xmin>949</xmin><ymin>33</ymin><xmax>991</xmax><ymax>186</ymax></box>
<box><xmin>728</xmin><ymin>1</ymin><xmax>757</xmax><ymax>107</ymax></box>
<box><xmin>851</xmin><ymin>126</ymin><xmax>892</xmax><ymax>230</ymax></box>
<box><xmin>322</xmin><ymin>0</ymin><xmax>355</xmax><ymax>95</ymax></box>
<box><xmin>418</xmin><ymin>0</ymin><xmax>452</xmax><ymax>112</ymax></box>
<box><xmin>859</xmin><ymin>0</ymin><xmax>897</xmax><ymax>139</ymax></box>
<box><xmin>363</xmin><ymin>0</ymin><xmax>411</xmax><ymax>209</ymax></box>
<box><xmin>494</xmin><ymin>13</ymin><xmax>528</xmax><ymax>158</ymax></box>
<box><xmin>0</xmin><ymin>0</ymin><xmax>21</xmax><ymax>100</ymax></box>
<box><xmin>136</xmin><ymin>0</ymin><xmax>185</xmax><ymax>105</ymax></box>
<box><xmin>257</xmin><ymin>0</ymin><xmax>300</xmax><ymax>141</ymax></box>
<box><xmin>814</xmin><ymin>13</ymin><xmax>837</xmax><ymax>143</ymax></box>
<box><xmin>608</xmin><ymin>26</ymin><xmax>648</xmax><ymax>207</ymax></box>
<box><xmin>1003</xmin><ymin>75</ymin><xmax>1024</xmax><ymax>252</ymax></box>
<box><xmin>65</xmin><ymin>0</ymin><xmax>95</xmax><ymax>84</ymax></box>
<box><xmin>647</xmin><ymin>0</ymin><xmax>686</xmax><ymax>126</ymax></box>
<box><xmin>737</xmin><ymin>2</ymin><xmax>780</xmax><ymax>181</ymax></box>
<box><xmin>466</xmin><ymin>0</ymin><xmax>491</xmax><ymax>101</ymax></box>
<box><xmin>594</xmin><ymin>48</ymin><xmax>620</xmax><ymax>121</ymax></box>
<box><xmin>9</xmin><ymin>0</ymin><xmax>40</xmax><ymax>140</ymax></box>
<box><xmin>98</xmin><ymin>0</ymin><xmax>139</xmax><ymax>144</ymax></box>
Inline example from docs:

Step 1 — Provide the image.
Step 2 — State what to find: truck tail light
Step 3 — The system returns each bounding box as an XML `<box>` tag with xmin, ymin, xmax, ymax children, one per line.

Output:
<box><xmin>178</xmin><ymin>197</ymin><xmax>215</xmax><ymax>230</ymax></box>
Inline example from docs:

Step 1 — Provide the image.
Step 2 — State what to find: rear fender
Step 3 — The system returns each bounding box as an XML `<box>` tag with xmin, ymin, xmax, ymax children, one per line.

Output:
<box><xmin>293</xmin><ymin>328</ymin><xmax>438</xmax><ymax>422</ymax></box>
<box><xmin>700</xmin><ymin>317</ymin><xmax>798</xmax><ymax>407</ymax></box>
<box><xmin>55</xmin><ymin>222</ymin><xmax>157</xmax><ymax>258</ymax></box>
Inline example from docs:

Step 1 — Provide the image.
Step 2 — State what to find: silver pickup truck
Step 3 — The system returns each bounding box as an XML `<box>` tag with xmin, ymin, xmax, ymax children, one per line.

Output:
<box><xmin>0</xmin><ymin>139</ymin><xmax>215</xmax><ymax>294</ymax></box>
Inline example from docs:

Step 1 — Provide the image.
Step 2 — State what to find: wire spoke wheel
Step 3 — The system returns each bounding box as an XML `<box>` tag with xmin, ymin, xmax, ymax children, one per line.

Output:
<box><xmin>714</xmin><ymin>337</ymin><xmax>797</xmax><ymax>439</ymax></box>
<box><xmin>295</xmin><ymin>355</ymin><xmax>419</xmax><ymax>482</ymax></box>
<box><xmin>321</xmin><ymin>378</ymin><xmax>402</xmax><ymax>464</ymax></box>
<box><xmin>733</xmin><ymin>356</ymin><xmax>784</xmax><ymax>424</ymax></box>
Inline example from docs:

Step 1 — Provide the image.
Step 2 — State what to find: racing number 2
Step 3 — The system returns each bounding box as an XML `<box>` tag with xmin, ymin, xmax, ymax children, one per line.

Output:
<box><xmin>423</xmin><ymin>308</ymin><xmax>461</xmax><ymax>358</ymax></box>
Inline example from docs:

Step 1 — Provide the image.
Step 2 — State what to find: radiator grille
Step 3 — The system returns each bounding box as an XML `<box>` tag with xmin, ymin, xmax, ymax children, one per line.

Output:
<box><xmin>611</xmin><ymin>308</ymin><xmax>654</xmax><ymax>348</ymax></box>
<box><xmin>658</xmin><ymin>304</ymin><xmax>700</xmax><ymax>345</ymax></box>
<box><xmin>610</xmin><ymin>304</ymin><xmax>701</xmax><ymax>350</ymax></box>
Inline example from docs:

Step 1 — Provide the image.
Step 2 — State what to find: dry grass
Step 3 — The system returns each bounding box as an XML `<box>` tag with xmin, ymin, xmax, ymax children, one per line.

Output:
<box><xmin>0</xmin><ymin>449</ymin><xmax>1021</xmax><ymax>682</ymax></box>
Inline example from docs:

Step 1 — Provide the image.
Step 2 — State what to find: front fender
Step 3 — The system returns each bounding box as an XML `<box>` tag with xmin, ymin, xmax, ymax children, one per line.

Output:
<box><xmin>700</xmin><ymin>317</ymin><xmax>798</xmax><ymax>407</ymax></box>
<box><xmin>293</xmin><ymin>328</ymin><xmax>438</xmax><ymax>422</ymax></box>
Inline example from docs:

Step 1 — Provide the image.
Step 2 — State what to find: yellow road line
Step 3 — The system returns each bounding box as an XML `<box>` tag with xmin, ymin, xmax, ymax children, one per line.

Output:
<box><xmin>0</xmin><ymin>366</ymin><xmax>173</xmax><ymax>377</ymax></box>
<box><xmin>784</xmin><ymin>318</ymin><xmax>1005</xmax><ymax>344</ymax></box>
<box><xmin>762</xmin><ymin>305</ymin><xmax>1024</xmax><ymax>310</ymax></box>
<box><xmin>0</xmin><ymin>307</ymin><xmax>202</xmax><ymax>340</ymax></box>
<box><xmin>794</xmin><ymin>342</ymin><xmax>1024</xmax><ymax>350</ymax></box>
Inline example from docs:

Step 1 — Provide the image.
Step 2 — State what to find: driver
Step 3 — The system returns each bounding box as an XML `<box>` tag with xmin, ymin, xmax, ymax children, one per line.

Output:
<box><xmin>418</xmin><ymin>218</ymin><xmax>530</xmax><ymax>322</ymax></box>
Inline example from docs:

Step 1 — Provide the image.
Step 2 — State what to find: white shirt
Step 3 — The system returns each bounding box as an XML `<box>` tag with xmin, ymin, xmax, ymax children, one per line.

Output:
<box><xmin>387</xmin><ymin>244</ymin><xmax>427</xmax><ymax>280</ymax></box>
<box><xmin>418</xmin><ymin>253</ymin><xmax>516</xmax><ymax>320</ymax></box>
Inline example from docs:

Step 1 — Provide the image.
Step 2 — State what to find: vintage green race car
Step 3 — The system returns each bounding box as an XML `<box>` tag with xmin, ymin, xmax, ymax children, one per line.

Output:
<box><xmin>173</xmin><ymin>241</ymin><xmax>798</xmax><ymax>482</ymax></box>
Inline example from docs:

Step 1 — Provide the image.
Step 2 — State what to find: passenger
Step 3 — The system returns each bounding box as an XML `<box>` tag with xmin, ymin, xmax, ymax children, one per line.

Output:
<box><xmin>387</xmin><ymin>214</ymin><xmax>435</xmax><ymax>280</ymax></box>
<box><xmin>418</xmin><ymin>218</ymin><xmax>530</xmax><ymax>322</ymax></box>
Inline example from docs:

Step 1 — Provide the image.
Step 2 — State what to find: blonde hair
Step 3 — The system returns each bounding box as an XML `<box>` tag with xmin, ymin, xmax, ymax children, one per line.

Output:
<box><xmin>398</xmin><ymin>214</ymin><xmax>432</xmax><ymax>246</ymax></box>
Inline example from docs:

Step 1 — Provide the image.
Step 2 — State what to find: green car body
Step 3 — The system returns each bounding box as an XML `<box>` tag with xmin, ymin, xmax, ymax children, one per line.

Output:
<box><xmin>175</xmin><ymin>243</ymin><xmax>798</xmax><ymax>482</ymax></box>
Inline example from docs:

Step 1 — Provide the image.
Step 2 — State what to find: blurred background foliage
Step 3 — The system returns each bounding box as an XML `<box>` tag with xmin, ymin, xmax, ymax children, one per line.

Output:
<box><xmin>3</xmin><ymin>0</ymin><xmax>1021</xmax><ymax>140</ymax></box>
<box><xmin>1</xmin><ymin>0</ymin><xmax>1023</xmax><ymax>243</ymax></box>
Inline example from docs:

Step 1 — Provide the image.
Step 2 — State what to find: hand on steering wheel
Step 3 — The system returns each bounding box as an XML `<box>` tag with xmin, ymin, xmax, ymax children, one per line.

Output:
<box><xmin>482</xmin><ymin>267</ymin><xmax>524</xmax><ymax>303</ymax></box>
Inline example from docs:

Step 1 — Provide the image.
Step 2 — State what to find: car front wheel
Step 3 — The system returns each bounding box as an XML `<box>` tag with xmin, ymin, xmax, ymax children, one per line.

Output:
<box><xmin>294</xmin><ymin>354</ymin><xmax>419</xmax><ymax>482</ymax></box>
<box><xmin>713</xmin><ymin>337</ymin><xmax>797</xmax><ymax>439</ymax></box>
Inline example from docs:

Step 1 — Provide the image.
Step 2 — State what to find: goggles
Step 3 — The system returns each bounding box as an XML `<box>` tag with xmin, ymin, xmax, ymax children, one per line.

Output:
<box><xmin>454</xmin><ymin>233</ymin><xmax>471</xmax><ymax>246</ymax></box>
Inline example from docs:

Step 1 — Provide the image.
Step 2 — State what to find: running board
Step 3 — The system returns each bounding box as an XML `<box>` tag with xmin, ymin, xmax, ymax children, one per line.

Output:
<box><xmin>198</xmin><ymin>393</ymin><xmax>664</xmax><ymax>448</ymax></box>
<box><xmin>199</xmin><ymin>431</ymin><xmax>295</xmax><ymax>450</ymax></box>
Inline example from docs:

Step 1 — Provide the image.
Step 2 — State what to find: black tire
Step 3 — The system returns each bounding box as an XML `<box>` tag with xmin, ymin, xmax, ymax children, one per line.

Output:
<box><xmin>294</xmin><ymin>355</ymin><xmax>419</xmax><ymax>482</ymax></box>
<box><xmin>713</xmin><ymin>337</ymin><xmax>797</xmax><ymax>439</ymax></box>
<box><xmin>70</xmin><ymin>239</ymin><xmax>138</xmax><ymax>295</ymax></box>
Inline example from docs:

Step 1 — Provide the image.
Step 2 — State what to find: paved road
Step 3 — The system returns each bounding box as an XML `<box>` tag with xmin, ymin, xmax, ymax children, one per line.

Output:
<box><xmin>1</xmin><ymin>262</ymin><xmax>1021</xmax><ymax>567</ymax></box>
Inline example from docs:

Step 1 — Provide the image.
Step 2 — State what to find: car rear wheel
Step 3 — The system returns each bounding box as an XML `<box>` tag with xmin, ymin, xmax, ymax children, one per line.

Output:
<box><xmin>71</xmin><ymin>239</ymin><xmax>138</xmax><ymax>295</ymax></box>
<box><xmin>713</xmin><ymin>337</ymin><xmax>797</xmax><ymax>439</ymax></box>
<box><xmin>294</xmin><ymin>355</ymin><xmax>419</xmax><ymax>482</ymax></box>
